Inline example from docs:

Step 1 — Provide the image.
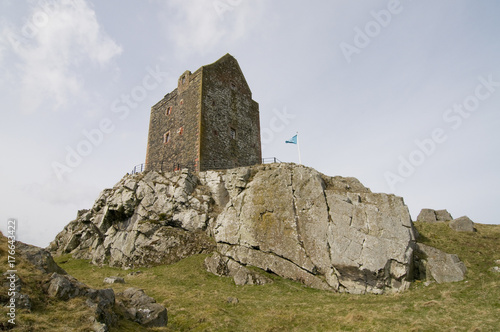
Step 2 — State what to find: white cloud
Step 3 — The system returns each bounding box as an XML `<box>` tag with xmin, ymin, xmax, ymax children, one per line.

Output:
<box><xmin>1</xmin><ymin>0</ymin><xmax>122</xmax><ymax>113</ymax></box>
<box><xmin>161</xmin><ymin>0</ymin><xmax>264</xmax><ymax>56</ymax></box>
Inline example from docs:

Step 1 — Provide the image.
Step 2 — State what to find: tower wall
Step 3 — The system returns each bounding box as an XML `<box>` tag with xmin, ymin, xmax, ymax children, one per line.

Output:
<box><xmin>145</xmin><ymin>69</ymin><xmax>202</xmax><ymax>172</ymax></box>
<box><xmin>145</xmin><ymin>54</ymin><xmax>261</xmax><ymax>173</ymax></box>
<box><xmin>199</xmin><ymin>55</ymin><xmax>261</xmax><ymax>171</ymax></box>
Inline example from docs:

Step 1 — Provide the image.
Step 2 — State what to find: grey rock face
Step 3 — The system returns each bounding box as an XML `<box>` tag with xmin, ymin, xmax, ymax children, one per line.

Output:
<box><xmin>49</xmin><ymin>170</ymin><xmax>215</xmax><ymax>268</ymax></box>
<box><xmin>211</xmin><ymin>164</ymin><xmax>416</xmax><ymax>294</ymax></box>
<box><xmin>414</xmin><ymin>243</ymin><xmax>466</xmax><ymax>283</ymax></box>
<box><xmin>449</xmin><ymin>216</ymin><xmax>475</xmax><ymax>232</ymax></box>
<box><xmin>416</xmin><ymin>209</ymin><xmax>453</xmax><ymax>223</ymax></box>
<box><xmin>117</xmin><ymin>288</ymin><xmax>168</xmax><ymax>327</ymax></box>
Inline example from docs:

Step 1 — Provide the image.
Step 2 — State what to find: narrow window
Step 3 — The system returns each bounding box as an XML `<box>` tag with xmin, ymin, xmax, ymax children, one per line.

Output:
<box><xmin>166</xmin><ymin>106</ymin><xmax>172</xmax><ymax>115</ymax></box>
<box><xmin>179</xmin><ymin>99</ymin><xmax>184</xmax><ymax>105</ymax></box>
<box><xmin>178</xmin><ymin>127</ymin><xmax>184</xmax><ymax>135</ymax></box>
<box><xmin>230</xmin><ymin>82</ymin><xmax>237</xmax><ymax>90</ymax></box>
<box><xmin>163</xmin><ymin>131</ymin><xmax>170</xmax><ymax>144</ymax></box>
<box><xmin>230</xmin><ymin>127</ymin><xmax>236</xmax><ymax>140</ymax></box>
<box><xmin>213</xmin><ymin>130</ymin><xmax>218</xmax><ymax>136</ymax></box>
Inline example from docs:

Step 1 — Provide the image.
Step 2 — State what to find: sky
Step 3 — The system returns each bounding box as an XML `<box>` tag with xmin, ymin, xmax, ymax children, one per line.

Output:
<box><xmin>1</xmin><ymin>0</ymin><xmax>499</xmax><ymax>247</ymax></box>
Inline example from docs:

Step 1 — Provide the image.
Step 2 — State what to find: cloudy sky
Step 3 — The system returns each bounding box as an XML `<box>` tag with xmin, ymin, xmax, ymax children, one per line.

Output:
<box><xmin>1</xmin><ymin>0</ymin><xmax>499</xmax><ymax>247</ymax></box>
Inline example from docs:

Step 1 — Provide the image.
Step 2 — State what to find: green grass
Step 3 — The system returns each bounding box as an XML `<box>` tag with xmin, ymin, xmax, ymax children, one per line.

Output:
<box><xmin>2</xmin><ymin>222</ymin><xmax>499</xmax><ymax>331</ymax></box>
<box><xmin>51</xmin><ymin>222</ymin><xmax>500</xmax><ymax>332</ymax></box>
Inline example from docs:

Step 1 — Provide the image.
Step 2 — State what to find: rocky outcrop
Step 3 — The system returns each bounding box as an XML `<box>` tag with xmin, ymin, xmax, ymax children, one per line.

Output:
<box><xmin>449</xmin><ymin>216</ymin><xmax>476</xmax><ymax>232</ymax></box>
<box><xmin>414</xmin><ymin>243</ymin><xmax>466</xmax><ymax>283</ymax></box>
<box><xmin>46</xmin><ymin>273</ymin><xmax>118</xmax><ymax>328</ymax></box>
<box><xmin>49</xmin><ymin>169</ymin><xmax>215</xmax><ymax>268</ymax></box>
<box><xmin>12</xmin><ymin>240</ymin><xmax>168</xmax><ymax>331</ymax></box>
<box><xmin>50</xmin><ymin>163</ymin><xmax>467</xmax><ymax>294</ymax></box>
<box><xmin>17</xmin><ymin>241</ymin><xmax>67</xmax><ymax>275</ymax></box>
<box><xmin>417</xmin><ymin>209</ymin><xmax>453</xmax><ymax>223</ymax></box>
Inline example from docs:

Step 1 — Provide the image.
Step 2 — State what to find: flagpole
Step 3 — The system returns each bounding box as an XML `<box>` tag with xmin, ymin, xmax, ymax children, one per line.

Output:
<box><xmin>296</xmin><ymin>132</ymin><xmax>302</xmax><ymax>164</ymax></box>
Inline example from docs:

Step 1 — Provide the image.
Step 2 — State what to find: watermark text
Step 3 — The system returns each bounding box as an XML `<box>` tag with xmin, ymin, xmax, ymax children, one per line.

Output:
<box><xmin>340</xmin><ymin>0</ymin><xmax>408</xmax><ymax>64</ymax></box>
<box><xmin>6</xmin><ymin>218</ymin><xmax>18</xmax><ymax>326</ymax></box>
<box><xmin>51</xmin><ymin>66</ymin><xmax>169</xmax><ymax>181</ymax></box>
<box><xmin>385</xmin><ymin>75</ymin><xmax>499</xmax><ymax>191</ymax></box>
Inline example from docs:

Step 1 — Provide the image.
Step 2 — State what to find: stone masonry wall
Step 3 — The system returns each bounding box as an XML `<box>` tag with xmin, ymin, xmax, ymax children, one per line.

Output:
<box><xmin>199</xmin><ymin>55</ymin><xmax>261</xmax><ymax>170</ymax></box>
<box><xmin>145</xmin><ymin>69</ymin><xmax>202</xmax><ymax>172</ymax></box>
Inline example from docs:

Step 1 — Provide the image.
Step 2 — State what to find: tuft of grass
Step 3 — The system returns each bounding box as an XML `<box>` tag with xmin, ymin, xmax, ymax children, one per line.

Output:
<box><xmin>51</xmin><ymin>222</ymin><xmax>500</xmax><ymax>331</ymax></box>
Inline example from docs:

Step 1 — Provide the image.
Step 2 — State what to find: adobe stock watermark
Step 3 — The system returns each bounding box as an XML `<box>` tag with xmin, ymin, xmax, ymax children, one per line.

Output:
<box><xmin>213</xmin><ymin>0</ymin><xmax>243</xmax><ymax>21</ymax></box>
<box><xmin>384</xmin><ymin>74</ymin><xmax>499</xmax><ymax>191</ymax></box>
<box><xmin>5</xmin><ymin>0</ymin><xmax>79</xmax><ymax>51</ymax></box>
<box><xmin>261</xmin><ymin>106</ymin><xmax>296</xmax><ymax>151</ymax></box>
<box><xmin>51</xmin><ymin>66</ymin><xmax>169</xmax><ymax>181</ymax></box>
<box><xmin>340</xmin><ymin>0</ymin><xmax>408</xmax><ymax>64</ymax></box>
<box><xmin>6</xmin><ymin>218</ymin><xmax>18</xmax><ymax>326</ymax></box>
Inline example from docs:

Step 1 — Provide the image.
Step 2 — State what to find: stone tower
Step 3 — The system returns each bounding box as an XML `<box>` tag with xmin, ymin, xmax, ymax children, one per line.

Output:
<box><xmin>145</xmin><ymin>54</ymin><xmax>261</xmax><ymax>173</ymax></box>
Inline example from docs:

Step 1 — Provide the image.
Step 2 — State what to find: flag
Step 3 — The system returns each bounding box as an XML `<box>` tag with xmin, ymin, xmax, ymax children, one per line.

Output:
<box><xmin>285</xmin><ymin>135</ymin><xmax>297</xmax><ymax>144</ymax></box>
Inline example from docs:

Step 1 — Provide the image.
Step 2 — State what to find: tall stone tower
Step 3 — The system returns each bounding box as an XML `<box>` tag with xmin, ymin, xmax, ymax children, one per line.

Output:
<box><xmin>145</xmin><ymin>54</ymin><xmax>261</xmax><ymax>173</ymax></box>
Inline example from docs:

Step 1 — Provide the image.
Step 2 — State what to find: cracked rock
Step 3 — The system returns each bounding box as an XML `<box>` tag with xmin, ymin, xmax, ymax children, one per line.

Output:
<box><xmin>210</xmin><ymin>164</ymin><xmax>416</xmax><ymax>294</ymax></box>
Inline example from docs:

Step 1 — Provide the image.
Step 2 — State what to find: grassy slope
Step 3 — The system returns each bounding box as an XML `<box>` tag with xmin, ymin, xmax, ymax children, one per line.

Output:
<box><xmin>48</xmin><ymin>222</ymin><xmax>500</xmax><ymax>332</ymax></box>
<box><xmin>0</xmin><ymin>234</ymin><xmax>96</xmax><ymax>332</ymax></box>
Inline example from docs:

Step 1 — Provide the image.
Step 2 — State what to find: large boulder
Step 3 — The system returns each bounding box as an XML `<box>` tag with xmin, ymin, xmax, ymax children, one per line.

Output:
<box><xmin>449</xmin><ymin>216</ymin><xmax>476</xmax><ymax>232</ymax></box>
<box><xmin>416</xmin><ymin>209</ymin><xmax>453</xmax><ymax>223</ymax></box>
<box><xmin>210</xmin><ymin>164</ymin><xmax>416</xmax><ymax>294</ymax></box>
<box><xmin>414</xmin><ymin>243</ymin><xmax>466</xmax><ymax>283</ymax></box>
